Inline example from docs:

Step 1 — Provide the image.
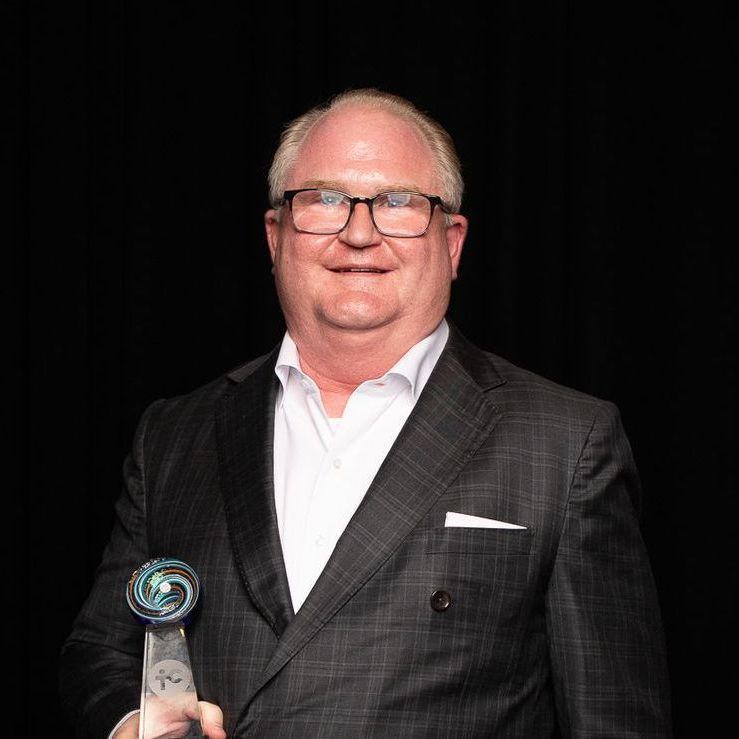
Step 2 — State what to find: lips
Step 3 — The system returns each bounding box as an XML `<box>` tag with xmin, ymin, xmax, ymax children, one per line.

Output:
<box><xmin>329</xmin><ymin>267</ymin><xmax>389</xmax><ymax>273</ymax></box>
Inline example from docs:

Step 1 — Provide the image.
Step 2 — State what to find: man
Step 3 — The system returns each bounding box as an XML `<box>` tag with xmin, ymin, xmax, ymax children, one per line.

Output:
<box><xmin>61</xmin><ymin>88</ymin><xmax>672</xmax><ymax>737</ymax></box>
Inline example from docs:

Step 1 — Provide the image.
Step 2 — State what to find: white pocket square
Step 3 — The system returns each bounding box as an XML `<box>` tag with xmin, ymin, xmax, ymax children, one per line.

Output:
<box><xmin>445</xmin><ymin>512</ymin><xmax>527</xmax><ymax>530</ymax></box>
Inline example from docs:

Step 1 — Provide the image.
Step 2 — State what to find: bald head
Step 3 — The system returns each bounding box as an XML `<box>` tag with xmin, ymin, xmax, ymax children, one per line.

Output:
<box><xmin>267</xmin><ymin>88</ymin><xmax>464</xmax><ymax>213</ymax></box>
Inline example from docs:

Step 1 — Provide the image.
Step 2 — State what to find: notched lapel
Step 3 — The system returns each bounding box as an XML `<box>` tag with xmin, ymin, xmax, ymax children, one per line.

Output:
<box><xmin>215</xmin><ymin>349</ymin><xmax>294</xmax><ymax>637</ymax></box>
<box><xmin>250</xmin><ymin>336</ymin><xmax>505</xmax><ymax>697</ymax></box>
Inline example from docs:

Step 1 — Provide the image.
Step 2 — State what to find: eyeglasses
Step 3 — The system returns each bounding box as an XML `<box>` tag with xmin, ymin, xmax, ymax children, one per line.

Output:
<box><xmin>280</xmin><ymin>188</ymin><xmax>450</xmax><ymax>238</ymax></box>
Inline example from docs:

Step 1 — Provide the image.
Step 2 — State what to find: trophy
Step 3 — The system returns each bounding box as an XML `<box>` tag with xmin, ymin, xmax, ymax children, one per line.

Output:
<box><xmin>127</xmin><ymin>557</ymin><xmax>205</xmax><ymax>739</ymax></box>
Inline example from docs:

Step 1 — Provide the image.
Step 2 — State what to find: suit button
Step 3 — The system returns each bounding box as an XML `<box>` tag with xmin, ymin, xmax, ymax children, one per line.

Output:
<box><xmin>430</xmin><ymin>590</ymin><xmax>452</xmax><ymax>612</ymax></box>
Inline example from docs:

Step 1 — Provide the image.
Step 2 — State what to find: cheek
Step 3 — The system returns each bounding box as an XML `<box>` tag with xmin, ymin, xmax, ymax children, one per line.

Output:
<box><xmin>276</xmin><ymin>234</ymin><xmax>332</xmax><ymax>268</ymax></box>
<box><xmin>404</xmin><ymin>246</ymin><xmax>452</xmax><ymax>289</ymax></box>
<box><xmin>273</xmin><ymin>243</ymin><xmax>329</xmax><ymax>302</ymax></box>
<box><xmin>273</xmin><ymin>245</ymin><xmax>306</xmax><ymax>283</ymax></box>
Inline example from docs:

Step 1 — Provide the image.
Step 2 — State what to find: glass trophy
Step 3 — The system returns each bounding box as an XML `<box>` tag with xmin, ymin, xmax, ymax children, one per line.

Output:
<box><xmin>126</xmin><ymin>557</ymin><xmax>205</xmax><ymax>739</ymax></box>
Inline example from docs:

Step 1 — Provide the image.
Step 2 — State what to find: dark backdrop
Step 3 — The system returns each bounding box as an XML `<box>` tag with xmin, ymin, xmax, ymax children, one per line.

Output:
<box><xmin>6</xmin><ymin>1</ymin><xmax>733</xmax><ymax>736</ymax></box>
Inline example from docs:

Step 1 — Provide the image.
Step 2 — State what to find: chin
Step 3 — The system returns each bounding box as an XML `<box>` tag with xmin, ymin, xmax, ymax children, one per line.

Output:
<box><xmin>321</xmin><ymin>309</ymin><xmax>394</xmax><ymax>332</ymax></box>
<box><xmin>326</xmin><ymin>314</ymin><xmax>392</xmax><ymax>332</ymax></box>
<box><xmin>320</xmin><ymin>296</ymin><xmax>394</xmax><ymax>331</ymax></box>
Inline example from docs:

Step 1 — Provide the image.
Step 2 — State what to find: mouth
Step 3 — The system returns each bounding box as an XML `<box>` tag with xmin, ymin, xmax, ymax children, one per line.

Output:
<box><xmin>330</xmin><ymin>267</ymin><xmax>389</xmax><ymax>274</ymax></box>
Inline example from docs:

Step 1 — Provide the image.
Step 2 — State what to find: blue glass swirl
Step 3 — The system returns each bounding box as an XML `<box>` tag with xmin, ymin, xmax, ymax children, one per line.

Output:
<box><xmin>126</xmin><ymin>557</ymin><xmax>200</xmax><ymax>625</ymax></box>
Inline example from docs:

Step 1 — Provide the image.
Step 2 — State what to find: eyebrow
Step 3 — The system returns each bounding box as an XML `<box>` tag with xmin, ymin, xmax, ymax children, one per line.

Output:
<box><xmin>300</xmin><ymin>179</ymin><xmax>426</xmax><ymax>196</ymax></box>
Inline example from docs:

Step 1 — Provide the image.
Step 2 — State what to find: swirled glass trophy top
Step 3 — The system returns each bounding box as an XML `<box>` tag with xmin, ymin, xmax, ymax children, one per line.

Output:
<box><xmin>127</xmin><ymin>558</ymin><xmax>200</xmax><ymax>625</ymax></box>
<box><xmin>127</xmin><ymin>558</ymin><xmax>204</xmax><ymax>739</ymax></box>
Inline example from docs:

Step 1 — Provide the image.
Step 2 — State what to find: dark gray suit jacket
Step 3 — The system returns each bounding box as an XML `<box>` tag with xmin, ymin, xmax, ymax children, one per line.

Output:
<box><xmin>61</xmin><ymin>327</ymin><xmax>672</xmax><ymax>737</ymax></box>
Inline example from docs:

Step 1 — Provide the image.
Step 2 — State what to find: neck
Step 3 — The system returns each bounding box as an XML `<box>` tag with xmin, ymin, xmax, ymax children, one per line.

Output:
<box><xmin>290</xmin><ymin>321</ymin><xmax>440</xmax><ymax>417</ymax></box>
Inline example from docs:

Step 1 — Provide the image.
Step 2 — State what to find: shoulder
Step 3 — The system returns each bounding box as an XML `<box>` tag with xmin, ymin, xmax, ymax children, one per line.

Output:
<box><xmin>138</xmin><ymin>347</ymin><xmax>279</xmax><ymax>432</ymax></box>
<box><xmin>443</xmin><ymin>330</ymin><xmax>636</xmax><ymax>496</ymax></box>
<box><xmin>445</xmin><ymin>325</ymin><xmax>619</xmax><ymax>427</ymax></box>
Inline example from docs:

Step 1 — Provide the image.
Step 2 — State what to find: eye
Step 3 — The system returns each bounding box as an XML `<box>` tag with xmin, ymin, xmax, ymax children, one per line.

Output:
<box><xmin>318</xmin><ymin>190</ymin><xmax>345</xmax><ymax>207</ymax></box>
<box><xmin>384</xmin><ymin>192</ymin><xmax>413</xmax><ymax>208</ymax></box>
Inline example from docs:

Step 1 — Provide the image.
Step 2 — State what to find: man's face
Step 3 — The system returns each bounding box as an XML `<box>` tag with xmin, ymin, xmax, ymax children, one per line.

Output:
<box><xmin>265</xmin><ymin>105</ymin><xmax>467</xmax><ymax>347</ymax></box>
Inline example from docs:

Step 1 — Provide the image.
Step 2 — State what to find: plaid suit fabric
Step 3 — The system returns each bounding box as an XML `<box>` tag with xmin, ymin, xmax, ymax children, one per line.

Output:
<box><xmin>60</xmin><ymin>327</ymin><xmax>671</xmax><ymax>737</ymax></box>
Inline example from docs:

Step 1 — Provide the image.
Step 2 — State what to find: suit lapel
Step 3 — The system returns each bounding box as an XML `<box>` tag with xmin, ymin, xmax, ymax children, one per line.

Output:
<box><xmin>250</xmin><ymin>329</ymin><xmax>506</xmax><ymax>694</ymax></box>
<box><xmin>215</xmin><ymin>348</ymin><xmax>295</xmax><ymax>636</ymax></box>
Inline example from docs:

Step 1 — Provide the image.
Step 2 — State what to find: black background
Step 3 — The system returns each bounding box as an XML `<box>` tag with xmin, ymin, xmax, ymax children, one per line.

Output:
<box><xmin>5</xmin><ymin>1</ymin><xmax>734</xmax><ymax>736</ymax></box>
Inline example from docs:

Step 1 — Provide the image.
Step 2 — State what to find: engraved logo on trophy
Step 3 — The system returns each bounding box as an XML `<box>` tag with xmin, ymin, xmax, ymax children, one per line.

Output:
<box><xmin>148</xmin><ymin>660</ymin><xmax>192</xmax><ymax>696</ymax></box>
<box><xmin>127</xmin><ymin>557</ymin><xmax>205</xmax><ymax>738</ymax></box>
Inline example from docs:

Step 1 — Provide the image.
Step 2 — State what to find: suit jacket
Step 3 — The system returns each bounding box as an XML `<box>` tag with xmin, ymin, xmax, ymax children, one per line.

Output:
<box><xmin>60</xmin><ymin>326</ymin><xmax>672</xmax><ymax>737</ymax></box>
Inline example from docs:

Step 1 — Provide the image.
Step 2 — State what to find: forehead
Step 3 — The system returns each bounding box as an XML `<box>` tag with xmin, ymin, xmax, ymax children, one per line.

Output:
<box><xmin>287</xmin><ymin>105</ymin><xmax>441</xmax><ymax>194</ymax></box>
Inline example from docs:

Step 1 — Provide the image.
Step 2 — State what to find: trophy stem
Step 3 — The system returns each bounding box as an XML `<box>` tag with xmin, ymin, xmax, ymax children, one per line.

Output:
<box><xmin>139</xmin><ymin>623</ymin><xmax>204</xmax><ymax>738</ymax></box>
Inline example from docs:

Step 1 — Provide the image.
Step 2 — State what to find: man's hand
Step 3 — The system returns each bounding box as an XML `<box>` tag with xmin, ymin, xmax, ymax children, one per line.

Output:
<box><xmin>113</xmin><ymin>700</ymin><xmax>226</xmax><ymax>739</ymax></box>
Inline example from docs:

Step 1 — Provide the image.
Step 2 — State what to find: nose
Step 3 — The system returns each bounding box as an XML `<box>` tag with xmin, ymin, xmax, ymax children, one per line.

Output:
<box><xmin>339</xmin><ymin>201</ymin><xmax>381</xmax><ymax>248</ymax></box>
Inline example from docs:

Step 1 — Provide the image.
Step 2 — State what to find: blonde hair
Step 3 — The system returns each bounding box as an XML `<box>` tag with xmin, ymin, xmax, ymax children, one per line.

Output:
<box><xmin>267</xmin><ymin>88</ymin><xmax>464</xmax><ymax>214</ymax></box>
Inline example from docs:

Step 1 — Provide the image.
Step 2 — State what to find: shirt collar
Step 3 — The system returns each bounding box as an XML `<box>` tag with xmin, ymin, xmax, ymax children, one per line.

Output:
<box><xmin>274</xmin><ymin>332</ymin><xmax>302</xmax><ymax>391</ymax></box>
<box><xmin>275</xmin><ymin>319</ymin><xmax>449</xmax><ymax>402</ymax></box>
<box><xmin>384</xmin><ymin>319</ymin><xmax>448</xmax><ymax>399</ymax></box>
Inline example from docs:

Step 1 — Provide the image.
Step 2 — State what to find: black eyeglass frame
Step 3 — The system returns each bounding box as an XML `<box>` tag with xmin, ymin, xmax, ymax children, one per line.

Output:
<box><xmin>280</xmin><ymin>188</ymin><xmax>452</xmax><ymax>238</ymax></box>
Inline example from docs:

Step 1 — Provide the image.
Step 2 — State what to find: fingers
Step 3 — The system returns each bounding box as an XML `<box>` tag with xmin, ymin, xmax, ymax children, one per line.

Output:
<box><xmin>112</xmin><ymin>701</ymin><xmax>225</xmax><ymax>739</ymax></box>
<box><xmin>200</xmin><ymin>700</ymin><xmax>226</xmax><ymax>739</ymax></box>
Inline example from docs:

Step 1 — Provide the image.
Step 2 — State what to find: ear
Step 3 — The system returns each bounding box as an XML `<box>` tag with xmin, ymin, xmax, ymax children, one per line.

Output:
<box><xmin>264</xmin><ymin>209</ymin><xmax>281</xmax><ymax>264</ymax></box>
<box><xmin>445</xmin><ymin>214</ymin><xmax>468</xmax><ymax>280</ymax></box>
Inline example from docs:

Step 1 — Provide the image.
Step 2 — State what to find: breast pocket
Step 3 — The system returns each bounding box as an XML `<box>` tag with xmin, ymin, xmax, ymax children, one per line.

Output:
<box><xmin>413</xmin><ymin>528</ymin><xmax>534</xmax><ymax>606</ymax></box>
<box><xmin>425</xmin><ymin>527</ymin><xmax>533</xmax><ymax>556</ymax></box>
<box><xmin>394</xmin><ymin>525</ymin><xmax>534</xmax><ymax>605</ymax></box>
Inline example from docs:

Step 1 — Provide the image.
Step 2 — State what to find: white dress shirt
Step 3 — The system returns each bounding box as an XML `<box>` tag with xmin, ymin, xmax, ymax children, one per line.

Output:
<box><xmin>273</xmin><ymin>319</ymin><xmax>449</xmax><ymax>611</ymax></box>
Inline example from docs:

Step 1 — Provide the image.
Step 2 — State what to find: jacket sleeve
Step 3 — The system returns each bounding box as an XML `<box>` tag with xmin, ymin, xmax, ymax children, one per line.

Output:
<box><xmin>59</xmin><ymin>400</ymin><xmax>163</xmax><ymax>738</ymax></box>
<box><xmin>545</xmin><ymin>402</ymin><xmax>672</xmax><ymax>737</ymax></box>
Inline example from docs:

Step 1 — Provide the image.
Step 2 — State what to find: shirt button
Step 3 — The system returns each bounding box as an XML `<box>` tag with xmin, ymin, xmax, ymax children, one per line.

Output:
<box><xmin>430</xmin><ymin>590</ymin><xmax>452</xmax><ymax>612</ymax></box>
<box><xmin>332</xmin><ymin>457</ymin><xmax>342</xmax><ymax>469</ymax></box>
<box><xmin>315</xmin><ymin>535</ymin><xmax>327</xmax><ymax>548</ymax></box>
